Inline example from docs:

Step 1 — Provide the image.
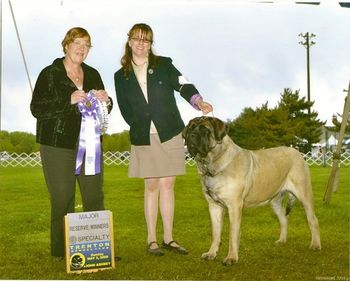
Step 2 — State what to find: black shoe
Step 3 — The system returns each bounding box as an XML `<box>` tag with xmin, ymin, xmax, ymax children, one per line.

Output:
<box><xmin>147</xmin><ymin>241</ymin><xmax>164</xmax><ymax>256</ymax></box>
<box><xmin>162</xmin><ymin>240</ymin><xmax>188</xmax><ymax>255</ymax></box>
<box><xmin>53</xmin><ymin>256</ymin><xmax>64</xmax><ymax>262</ymax></box>
<box><xmin>115</xmin><ymin>256</ymin><xmax>122</xmax><ymax>261</ymax></box>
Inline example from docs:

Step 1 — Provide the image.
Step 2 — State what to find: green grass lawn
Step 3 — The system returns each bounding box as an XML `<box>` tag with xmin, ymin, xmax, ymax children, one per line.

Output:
<box><xmin>0</xmin><ymin>165</ymin><xmax>349</xmax><ymax>280</ymax></box>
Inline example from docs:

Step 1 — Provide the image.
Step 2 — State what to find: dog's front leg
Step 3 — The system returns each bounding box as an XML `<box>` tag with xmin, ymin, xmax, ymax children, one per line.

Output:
<box><xmin>201</xmin><ymin>200</ymin><xmax>224</xmax><ymax>261</ymax></box>
<box><xmin>223</xmin><ymin>199</ymin><xmax>243</xmax><ymax>266</ymax></box>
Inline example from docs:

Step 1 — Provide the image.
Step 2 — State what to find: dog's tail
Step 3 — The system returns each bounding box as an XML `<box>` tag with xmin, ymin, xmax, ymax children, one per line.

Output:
<box><xmin>285</xmin><ymin>192</ymin><xmax>297</xmax><ymax>215</ymax></box>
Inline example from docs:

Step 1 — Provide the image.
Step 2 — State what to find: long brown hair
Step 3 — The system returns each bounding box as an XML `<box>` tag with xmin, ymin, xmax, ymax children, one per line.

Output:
<box><xmin>120</xmin><ymin>23</ymin><xmax>157</xmax><ymax>76</ymax></box>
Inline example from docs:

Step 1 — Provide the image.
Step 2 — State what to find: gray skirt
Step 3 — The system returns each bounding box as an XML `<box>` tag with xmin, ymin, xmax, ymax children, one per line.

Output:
<box><xmin>128</xmin><ymin>133</ymin><xmax>185</xmax><ymax>178</ymax></box>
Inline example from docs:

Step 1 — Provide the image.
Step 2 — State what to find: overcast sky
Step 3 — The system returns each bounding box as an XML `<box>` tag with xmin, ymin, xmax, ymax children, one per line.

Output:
<box><xmin>1</xmin><ymin>0</ymin><xmax>350</xmax><ymax>134</ymax></box>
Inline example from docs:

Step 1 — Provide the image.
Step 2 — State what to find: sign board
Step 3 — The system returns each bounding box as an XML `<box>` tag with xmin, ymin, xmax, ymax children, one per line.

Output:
<box><xmin>64</xmin><ymin>210</ymin><xmax>115</xmax><ymax>273</ymax></box>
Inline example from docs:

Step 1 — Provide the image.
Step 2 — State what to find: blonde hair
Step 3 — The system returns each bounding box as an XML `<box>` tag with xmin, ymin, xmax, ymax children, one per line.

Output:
<box><xmin>61</xmin><ymin>27</ymin><xmax>91</xmax><ymax>54</ymax></box>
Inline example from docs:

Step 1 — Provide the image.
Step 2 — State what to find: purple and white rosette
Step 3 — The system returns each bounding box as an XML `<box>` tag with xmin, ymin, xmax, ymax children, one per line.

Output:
<box><xmin>75</xmin><ymin>91</ymin><xmax>102</xmax><ymax>175</ymax></box>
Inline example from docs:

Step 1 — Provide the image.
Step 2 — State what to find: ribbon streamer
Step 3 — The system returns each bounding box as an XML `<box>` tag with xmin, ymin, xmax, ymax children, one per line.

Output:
<box><xmin>75</xmin><ymin>91</ymin><xmax>102</xmax><ymax>175</ymax></box>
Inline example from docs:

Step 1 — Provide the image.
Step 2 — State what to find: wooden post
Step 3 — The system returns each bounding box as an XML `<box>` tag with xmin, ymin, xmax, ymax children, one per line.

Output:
<box><xmin>323</xmin><ymin>81</ymin><xmax>350</xmax><ymax>204</ymax></box>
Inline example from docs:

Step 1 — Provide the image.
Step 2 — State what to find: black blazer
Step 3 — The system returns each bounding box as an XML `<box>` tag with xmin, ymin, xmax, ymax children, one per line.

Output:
<box><xmin>30</xmin><ymin>58</ymin><xmax>110</xmax><ymax>149</ymax></box>
<box><xmin>114</xmin><ymin>56</ymin><xmax>199</xmax><ymax>145</ymax></box>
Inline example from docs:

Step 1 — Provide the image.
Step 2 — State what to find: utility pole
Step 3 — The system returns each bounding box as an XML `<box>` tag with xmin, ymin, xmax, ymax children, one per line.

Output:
<box><xmin>299</xmin><ymin>32</ymin><xmax>316</xmax><ymax>115</ymax></box>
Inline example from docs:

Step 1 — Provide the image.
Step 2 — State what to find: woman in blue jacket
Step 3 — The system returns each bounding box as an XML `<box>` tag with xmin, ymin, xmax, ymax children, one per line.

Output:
<box><xmin>114</xmin><ymin>23</ymin><xmax>213</xmax><ymax>256</ymax></box>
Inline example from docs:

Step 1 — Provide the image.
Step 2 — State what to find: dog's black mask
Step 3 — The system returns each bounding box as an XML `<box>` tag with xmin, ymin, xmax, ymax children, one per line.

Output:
<box><xmin>185</xmin><ymin>124</ymin><xmax>212</xmax><ymax>158</ymax></box>
<box><xmin>183</xmin><ymin>117</ymin><xmax>227</xmax><ymax>158</ymax></box>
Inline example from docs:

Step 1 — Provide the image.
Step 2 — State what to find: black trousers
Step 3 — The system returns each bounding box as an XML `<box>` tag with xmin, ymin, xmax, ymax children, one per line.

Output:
<box><xmin>40</xmin><ymin>145</ymin><xmax>104</xmax><ymax>257</ymax></box>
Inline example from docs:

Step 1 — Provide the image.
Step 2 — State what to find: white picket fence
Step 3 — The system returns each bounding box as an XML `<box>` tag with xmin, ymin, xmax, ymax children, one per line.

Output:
<box><xmin>1</xmin><ymin>150</ymin><xmax>350</xmax><ymax>167</ymax></box>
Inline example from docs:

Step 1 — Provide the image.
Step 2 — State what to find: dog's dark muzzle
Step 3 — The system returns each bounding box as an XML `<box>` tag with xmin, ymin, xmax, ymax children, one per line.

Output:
<box><xmin>185</xmin><ymin>125</ymin><xmax>212</xmax><ymax>158</ymax></box>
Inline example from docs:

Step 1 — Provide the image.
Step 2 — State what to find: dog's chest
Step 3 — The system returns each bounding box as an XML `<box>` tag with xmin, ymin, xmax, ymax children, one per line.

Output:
<box><xmin>197</xmin><ymin>162</ymin><xmax>223</xmax><ymax>192</ymax></box>
<box><xmin>202</xmin><ymin>174</ymin><xmax>219</xmax><ymax>189</ymax></box>
<box><xmin>201</xmin><ymin>175</ymin><xmax>227</xmax><ymax>206</ymax></box>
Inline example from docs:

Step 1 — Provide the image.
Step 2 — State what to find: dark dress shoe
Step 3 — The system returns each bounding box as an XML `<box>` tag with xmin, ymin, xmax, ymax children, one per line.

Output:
<box><xmin>53</xmin><ymin>256</ymin><xmax>64</xmax><ymax>262</ymax></box>
<box><xmin>162</xmin><ymin>240</ymin><xmax>188</xmax><ymax>255</ymax></box>
<box><xmin>147</xmin><ymin>241</ymin><xmax>164</xmax><ymax>256</ymax></box>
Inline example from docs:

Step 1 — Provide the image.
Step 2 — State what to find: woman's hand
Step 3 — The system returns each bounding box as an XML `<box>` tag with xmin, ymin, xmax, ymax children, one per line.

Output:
<box><xmin>93</xmin><ymin>89</ymin><xmax>110</xmax><ymax>103</ymax></box>
<box><xmin>70</xmin><ymin>90</ymin><xmax>87</xmax><ymax>105</ymax></box>
<box><xmin>198</xmin><ymin>100</ymin><xmax>213</xmax><ymax>115</ymax></box>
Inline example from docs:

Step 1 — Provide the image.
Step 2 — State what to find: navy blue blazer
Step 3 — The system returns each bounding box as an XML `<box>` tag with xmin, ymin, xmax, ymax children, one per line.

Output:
<box><xmin>114</xmin><ymin>56</ymin><xmax>199</xmax><ymax>145</ymax></box>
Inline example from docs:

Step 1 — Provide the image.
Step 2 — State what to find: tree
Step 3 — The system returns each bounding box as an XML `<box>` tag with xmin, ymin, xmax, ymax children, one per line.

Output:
<box><xmin>329</xmin><ymin>112</ymin><xmax>350</xmax><ymax>134</ymax></box>
<box><xmin>227</xmin><ymin>88</ymin><xmax>324</xmax><ymax>152</ymax></box>
<box><xmin>0</xmin><ymin>131</ymin><xmax>39</xmax><ymax>153</ymax></box>
<box><xmin>116</xmin><ymin>131</ymin><xmax>131</xmax><ymax>152</ymax></box>
<box><xmin>228</xmin><ymin>103</ymin><xmax>295</xmax><ymax>149</ymax></box>
<box><xmin>103</xmin><ymin>130</ymin><xmax>130</xmax><ymax>152</ymax></box>
<box><xmin>0</xmin><ymin>131</ymin><xmax>15</xmax><ymax>152</ymax></box>
<box><xmin>278</xmin><ymin>88</ymin><xmax>324</xmax><ymax>152</ymax></box>
<box><xmin>0</xmin><ymin>130</ymin><xmax>131</xmax><ymax>154</ymax></box>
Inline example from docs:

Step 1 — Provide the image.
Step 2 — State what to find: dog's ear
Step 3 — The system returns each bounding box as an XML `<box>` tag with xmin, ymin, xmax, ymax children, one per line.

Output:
<box><xmin>182</xmin><ymin>119</ymin><xmax>194</xmax><ymax>140</ymax></box>
<box><xmin>182</xmin><ymin>124</ymin><xmax>189</xmax><ymax>140</ymax></box>
<box><xmin>211</xmin><ymin>117</ymin><xmax>227</xmax><ymax>141</ymax></box>
<box><xmin>182</xmin><ymin>117</ymin><xmax>199</xmax><ymax>140</ymax></box>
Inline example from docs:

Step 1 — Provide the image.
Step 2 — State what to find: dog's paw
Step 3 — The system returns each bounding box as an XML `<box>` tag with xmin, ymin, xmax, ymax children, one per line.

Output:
<box><xmin>201</xmin><ymin>252</ymin><xmax>216</xmax><ymax>261</ymax></box>
<box><xmin>274</xmin><ymin>238</ymin><xmax>287</xmax><ymax>244</ymax></box>
<box><xmin>222</xmin><ymin>257</ymin><xmax>238</xmax><ymax>266</ymax></box>
<box><xmin>310</xmin><ymin>244</ymin><xmax>321</xmax><ymax>251</ymax></box>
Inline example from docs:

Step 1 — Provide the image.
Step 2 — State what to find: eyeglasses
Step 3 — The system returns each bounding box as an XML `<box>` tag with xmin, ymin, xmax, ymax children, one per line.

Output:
<box><xmin>131</xmin><ymin>37</ymin><xmax>152</xmax><ymax>44</ymax></box>
<box><xmin>72</xmin><ymin>40</ymin><xmax>92</xmax><ymax>49</ymax></box>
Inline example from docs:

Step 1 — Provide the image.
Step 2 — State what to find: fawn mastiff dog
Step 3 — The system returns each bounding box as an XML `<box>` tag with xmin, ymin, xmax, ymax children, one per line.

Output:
<box><xmin>182</xmin><ymin>116</ymin><xmax>321</xmax><ymax>266</ymax></box>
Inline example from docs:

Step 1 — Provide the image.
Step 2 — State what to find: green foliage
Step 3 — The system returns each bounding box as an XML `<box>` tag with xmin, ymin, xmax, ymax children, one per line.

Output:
<box><xmin>329</xmin><ymin>112</ymin><xmax>350</xmax><ymax>134</ymax></box>
<box><xmin>227</xmin><ymin>88</ymin><xmax>325</xmax><ymax>152</ymax></box>
<box><xmin>103</xmin><ymin>130</ymin><xmax>131</xmax><ymax>152</ymax></box>
<box><xmin>0</xmin><ymin>166</ymin><xmax>349</xmax><ymax>280</ymax></box>
<box><xmin>0</xmin><ymin>130</ymin><xmax>131</xmax><ymax>153</ymax></box>
<box><xmin>0</xmin><ymin>130</ymin><xmax>39</xmax><ymax>153</ymax></box>
<box><xmin>278</xmin><ymin>89</ymin><xmax>324</xmax><ymax>150</ymax></box>
<box><xmin>228</xmin><ymin>104</ymin><xmax>295</xmax><ymax>149</ymax></box>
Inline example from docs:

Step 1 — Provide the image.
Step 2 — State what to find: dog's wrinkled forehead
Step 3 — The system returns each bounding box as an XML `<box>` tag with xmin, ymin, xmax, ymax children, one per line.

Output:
<box><xmin>184</xmin><ymin>116</ymin><xmax>227</xmax><ymax>142</ymax></box>
<box><xmin>188</xmin><ymin>116</ymin><xmax>212</xmax><ymax>129</ymax></box>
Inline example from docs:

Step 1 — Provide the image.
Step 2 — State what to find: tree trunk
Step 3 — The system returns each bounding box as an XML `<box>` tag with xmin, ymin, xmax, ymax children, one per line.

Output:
<box><xmin>323</xmin><ymin>81</ymin><xmax>350</xmax><ymax>204</ymax></box>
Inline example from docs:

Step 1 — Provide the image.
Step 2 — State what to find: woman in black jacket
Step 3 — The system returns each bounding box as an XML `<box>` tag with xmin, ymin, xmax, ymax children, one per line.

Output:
<box><xmin>30</xmin><ymin>27</ymin><xmax>112</xmax><ymax>259</ymax></box>
<box><xmin>114</xmin><ymin>23</ymin><xmax>213</xmax><ymax>256</ymax></box>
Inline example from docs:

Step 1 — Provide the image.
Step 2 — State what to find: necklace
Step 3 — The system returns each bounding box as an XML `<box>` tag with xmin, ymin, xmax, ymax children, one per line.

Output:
<box><xmin>63</xmin><ymin>60</ymin><xmax>83</xmax><ymax>83</ymax></box>
<box><xmin>67</xmin><ymin>70</ymin><xmax>82</xmax><ymax>84</ymax></box>
<box><xmin>132</xmin><ymin>58</ymin><xmax>148</xmax><ymax>67</ymax></box>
